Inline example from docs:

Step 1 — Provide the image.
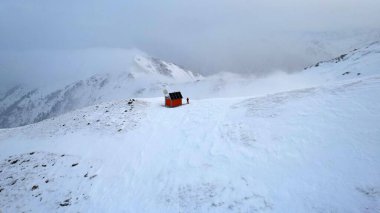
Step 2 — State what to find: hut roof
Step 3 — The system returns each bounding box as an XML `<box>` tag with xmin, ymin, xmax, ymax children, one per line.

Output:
<box><xmin>169</xmin><ymin>92</ymin><xmax>183</xmax><ymax>100</ymax></box>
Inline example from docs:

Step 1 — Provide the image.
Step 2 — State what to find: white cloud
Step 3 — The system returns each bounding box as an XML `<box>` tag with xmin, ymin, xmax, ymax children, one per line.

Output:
<box><xmin>0</xmin><ymin>0</ymin><xmax>379</xmax><ymax>85</ymax></box>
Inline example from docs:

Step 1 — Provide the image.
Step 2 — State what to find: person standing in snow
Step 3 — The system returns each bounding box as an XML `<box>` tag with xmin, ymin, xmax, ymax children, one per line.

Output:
<box><xmin>187</xmin><ymin>97</ymin><xmax>189</xmax><ymax>104</ymax></box>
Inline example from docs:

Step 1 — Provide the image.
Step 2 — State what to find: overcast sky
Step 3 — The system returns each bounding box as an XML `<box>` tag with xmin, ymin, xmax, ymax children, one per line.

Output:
<box><xmin>0</xmin><ymin>0</ymin><xmax>380</xmax><ymax>87</ymax></box>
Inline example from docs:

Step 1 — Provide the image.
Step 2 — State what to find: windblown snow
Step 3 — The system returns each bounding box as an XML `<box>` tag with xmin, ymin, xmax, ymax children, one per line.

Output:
<box><xmin>0</xmin><ymin>42</ymin><xmax>379</xmax><ymax>212</ymax></box>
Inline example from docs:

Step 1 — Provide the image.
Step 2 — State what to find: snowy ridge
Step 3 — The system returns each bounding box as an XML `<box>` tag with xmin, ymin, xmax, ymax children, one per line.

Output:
<box><xmin>133</xmin><ymin>56</ymin><xmax>203</xmax><ymax>82</ymax></box>
<box><xmin>0</xmin><ymin>75</ymin><xmax>379</xmax><ymax>212</ymax></box>
<box><xmin>1</xmin><ymin>42</ymin><xmax>379</xmax><ymax>129</ymax></box>
<box><xmin>303</xmin><ymin>41</ymin><xmax>380</xmax><ymax>81</ymax></box>
<box><xmin>0</xmin><ymin>56</ymin><xmax>202</xmax><ymax>129</ymax></box>
<box><xmin>0</xmin><ymin>86</ymin><xmax>30</xmax><ymax>114</ymax></box>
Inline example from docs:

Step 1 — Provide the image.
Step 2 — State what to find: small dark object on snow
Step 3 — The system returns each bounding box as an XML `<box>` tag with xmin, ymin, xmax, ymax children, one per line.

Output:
<box><xmin>0</xmin><ymin>188</ymin><xmax>4</xmax><ymax>192</ymax></box>
<box><xmin>128</xmin><ymin>99</ymin><xmax>135</xmax><ymax>105</ymax></box>
<box><xmin>45</xmin><ymin>179</ymin><xmax>49</xmax><ymax>183</ymax></box>
<box><xmin>60</xmin><ymin>201</ymin><xmax>70</xmax><ymax>207</ymax></box>
<box><xmin>96</xmin><ymin>119</ymin><xmax>100</xmax><ymax>122</ymax></box>
<box><xmin>118</xmin><ymin>129</ymin><xmax>122</xmax><ymax>132</ymax></box>
<box><xmin>105</xmin><ymin>110</ymin><xmax>109</xmax><ymax>113</ymax></box>
<box><xmin>89</xmin><ymin>175</ymin><xmax>97</xmax><ymax>179</ymax></box>
<box><xmin>31</xmin><ymin>185</ymin><xmax>38</xmax><ymax>190</ymax></box>
<box><xmin>357</xmin><ymin>73</ymin><xmax>361</xmax><ymax>76</ymax></box>
<box><xmin>10</xmin><ymin>160</ymin><xmax>18</xmax><ymax>165</ymax></box>
<box><xmin>87</xmin><ymin>123</ymin><xmax>91</xmax><ymax>125</ymax></box>
<box><xmin>84</xmin><ymin>173</ymin><xmax>88</xmax><ymax>178</ymax></box>
<box><xmin>72</xmin><ymin>163</ymin><xmax>79</xmax><ymax>167</ymax></box>
<box><xmin>339</xmin><ymin>54</ymin><xmax>347</xmax><ymax>59</ymax></box>
<box><xmin>124</xmin><ymin>110</ymin><xmax>128</xmax><ymax>112</ymax></box>
<box><xmin>10</xmin><ymin>180</ymin><xmax>17</xmax><ymax>185</ymax></box>
<box><xmin>62</xmin><ymin>124</ymin><xmax>65</xmax><ymax>127</ymax></box>
<box><xmin>342</xmin><ymin>71</ymin><xmax>350</xmax><ymax>75</ymax></box>
<box><xmin>30</xmin><ymin>152</ymin><xmax>35</xmax><ymax>155</ymax></box>
<box><xmin>20</xmin><ymin>159</ymin><xmax>30</xmax><ymax>165</ymax></box>
<box><xmin>42</xmin><ymin>164</ymin><xmax>46</xmax><ymax>167</ymax></box>
<box><xmin>61</xmin><ymin>154</ymin><xmax>65</xmax><ymax>157</ymax></box>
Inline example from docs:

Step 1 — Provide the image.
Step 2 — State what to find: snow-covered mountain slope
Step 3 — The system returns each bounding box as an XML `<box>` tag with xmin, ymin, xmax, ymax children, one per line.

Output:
<box><xmin>303</xmin><ymin>41</ymin><xmax>380</xmax><ymax>81</ymax></box>
<box><xmin>1</xmin><ymin>41</ymin><xmax>379</xmax><ymax>129</ymax></box>
<box><xmin>177</xmin><ymin>41</ymin><xmax>380</xmax><ymax>99</ymax></box>
<box><xmin>0</xmin><ymin>56</ymin><xmax>202</xmax><ymax>129</ymax></box>
<box><xmin>0</xmin><ymin>74</ymin><xmax>379</xmax><ymax>212</ymax></box>
<box><xmin>133</xmin><ymin>56</ymin><xmax>202</xmax><ymax>82</ymax></box>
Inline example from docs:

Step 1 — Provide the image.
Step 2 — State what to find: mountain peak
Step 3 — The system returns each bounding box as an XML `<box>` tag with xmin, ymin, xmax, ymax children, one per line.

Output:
<box><xmin>133</xmin><ymin>55</ymin><xmax>203</xmax><ymax>83</ymax></box>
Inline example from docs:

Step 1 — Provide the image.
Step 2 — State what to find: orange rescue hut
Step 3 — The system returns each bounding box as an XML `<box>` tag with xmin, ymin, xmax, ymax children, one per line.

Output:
<box><xmin>165</xmin><ymin>91</ymin><xmax>183</xmax><ymax>107</ymax></box>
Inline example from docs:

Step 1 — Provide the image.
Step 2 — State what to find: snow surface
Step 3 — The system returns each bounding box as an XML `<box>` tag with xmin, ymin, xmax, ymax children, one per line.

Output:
<box><xmin>1</xmin><ymin>75</ymin><xmax>380</xmax><ymax>212</ymax></box>
<box><xmin>0</xmin><ymin>42</ymin><xmax>380</xmax><ymax>212</ymax></box>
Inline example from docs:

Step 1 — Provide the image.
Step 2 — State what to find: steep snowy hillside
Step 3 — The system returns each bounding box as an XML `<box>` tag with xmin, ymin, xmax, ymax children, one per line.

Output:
<box><xmin>0</xmin><ymin>75</ymin><xmax>379</xmax><ymax>212</ymax></box>
<box><xmin>0</xmin><ymin>56</ymin><xmax>202</xmax><ymax>128</ymax></box>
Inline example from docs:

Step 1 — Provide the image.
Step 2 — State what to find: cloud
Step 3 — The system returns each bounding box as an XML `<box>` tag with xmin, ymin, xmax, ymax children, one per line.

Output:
<box><xmin>0</xmin><ymin>48</ymin><xmax>145</xmax><ymax>89</ymax></box>
<box><xmin>0</xmin><ymin>0</ymin><xmax>379</xmax><ymax>86</ymax></box>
